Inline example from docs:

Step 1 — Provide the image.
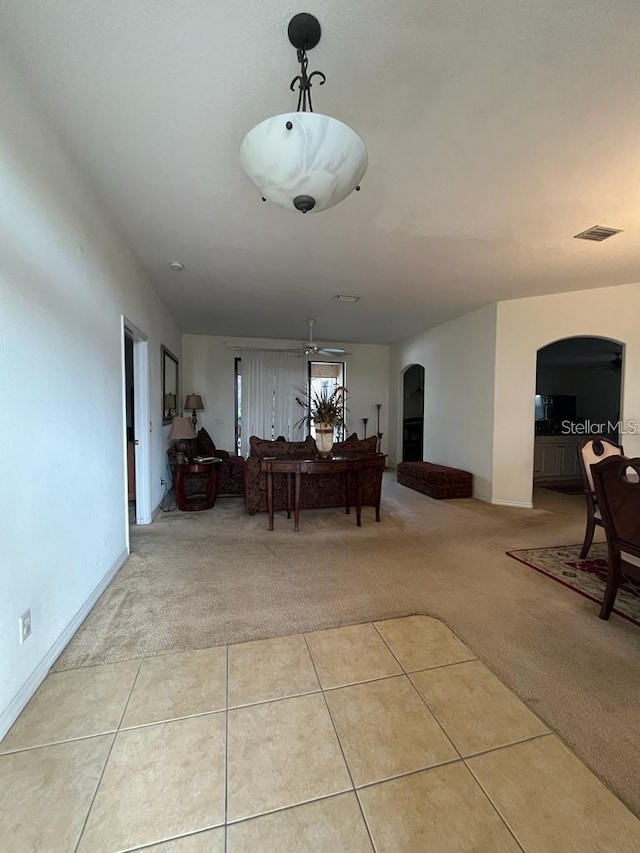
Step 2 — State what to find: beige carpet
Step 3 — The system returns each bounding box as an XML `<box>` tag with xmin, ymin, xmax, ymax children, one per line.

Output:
<box><xmin>54</xmin><ymin>475</ymin><xmax>640</xmax><ymax>816</ymax></box>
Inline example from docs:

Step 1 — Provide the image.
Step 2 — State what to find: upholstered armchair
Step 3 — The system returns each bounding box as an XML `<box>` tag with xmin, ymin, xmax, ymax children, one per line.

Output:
<box><xmin>167</xmin><ymin>427</ymin><xmax>245</xmax><ymax>497</ymax></box>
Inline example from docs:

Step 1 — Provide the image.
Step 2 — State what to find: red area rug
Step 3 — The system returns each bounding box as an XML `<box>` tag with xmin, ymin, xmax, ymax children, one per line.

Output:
<box><xmin>506</xmin><ymin>543</ymin><xmax>640</xmax><ymax>627</ymax></box>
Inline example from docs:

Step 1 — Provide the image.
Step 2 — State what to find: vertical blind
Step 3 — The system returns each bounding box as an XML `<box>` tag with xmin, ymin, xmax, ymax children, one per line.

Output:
<box><xmin>239</xmin><ymin>350</ymin><xmax>305</xmax><ymax>456</ymax></box>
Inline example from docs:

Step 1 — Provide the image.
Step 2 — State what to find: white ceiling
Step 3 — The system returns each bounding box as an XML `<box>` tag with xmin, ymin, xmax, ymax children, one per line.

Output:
<box><xmin>2</xmin><ymin>0</ymin><xmax>640</xmax><ymax>345</ymax></box>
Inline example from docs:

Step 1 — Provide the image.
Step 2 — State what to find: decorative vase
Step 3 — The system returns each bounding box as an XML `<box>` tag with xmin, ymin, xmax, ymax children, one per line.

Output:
<box><xmin>314</xmin><ymin>423</ymin><xmax>334</xmax><ymax>457</ymax></box>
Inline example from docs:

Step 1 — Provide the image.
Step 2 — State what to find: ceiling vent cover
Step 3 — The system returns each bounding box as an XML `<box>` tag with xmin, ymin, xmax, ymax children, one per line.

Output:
<box><xmin>574</xmin><ymin>225</ymin><xmax>623</xmax><ymax>242</ymax></box>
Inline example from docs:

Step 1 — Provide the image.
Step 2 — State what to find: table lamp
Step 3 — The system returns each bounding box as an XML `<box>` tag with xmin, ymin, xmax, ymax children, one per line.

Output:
<box><xmin>185</xmin><ymin>394</ymin><xmax>204</xmax><ymax>428</ymax></box>
<box><xmin>168</xmin><ymin>416</ymin><xmax>197</xmax><ymax>464</ymax></box>
<box><xmin>163</xmin><ymin>393</ymin><xmax>177</xmax><ymax>419</ymax></box>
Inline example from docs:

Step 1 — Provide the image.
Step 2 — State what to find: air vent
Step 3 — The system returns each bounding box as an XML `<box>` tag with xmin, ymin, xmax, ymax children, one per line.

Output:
<box><xmin>334</xmin><ymin>294</ymin><xmax>360</xmax><ymax>303</ymax></box>
<box><xmin>574</xmin><ymin>225</ymin><xmax>622</xmax><ymax>242</ymax></box>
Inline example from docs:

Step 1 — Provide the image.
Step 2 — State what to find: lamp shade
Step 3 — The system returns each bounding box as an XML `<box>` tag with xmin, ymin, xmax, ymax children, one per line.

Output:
<box><xmin>240</xmin><ymin>112</ymin><xmax>368</xmax><ymax>213</ymax></box>
<box><xmin>185</xmin><ymin>394</ymin><xmax>204</xmax><ymax>411</ymax></box>
<box><xmin>164</xmin><ymin>394</ymin><xmax>176</xmax><ymax>409</ymax></box>
<box><xmin>168</xmin><ymin>416</ymin><xmax>197</xmax><ymax>441</ymax></box>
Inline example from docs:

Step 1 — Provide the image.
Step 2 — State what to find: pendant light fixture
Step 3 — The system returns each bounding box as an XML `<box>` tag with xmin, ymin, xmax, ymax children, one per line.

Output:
<box><xmin>240</xmin><ymin>13</ymin><xmax>368</xmax><ymax>214</ymax></box>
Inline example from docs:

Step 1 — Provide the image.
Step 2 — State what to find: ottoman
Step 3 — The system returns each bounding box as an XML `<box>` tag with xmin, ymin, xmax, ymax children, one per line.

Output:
<box><xmin>397</xmin><ymin>461</ymin><xmax>473</xmax><ymax>499</ymax></box>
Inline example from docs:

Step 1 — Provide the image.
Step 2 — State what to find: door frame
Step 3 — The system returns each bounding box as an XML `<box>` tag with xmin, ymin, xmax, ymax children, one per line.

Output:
<box><xmin>122</xmin><ymin>317</ymin><xmax>152</xmax><ymax>530</ymax></box>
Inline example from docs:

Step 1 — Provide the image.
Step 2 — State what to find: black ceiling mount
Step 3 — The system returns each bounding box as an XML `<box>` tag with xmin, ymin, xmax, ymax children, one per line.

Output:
<box><xmin>288</xmin><ymin>13</ymin><xmax>326</xmax><ymax>113</ymax></box>
<box><xmin>288</xmin><ymin>13</ymin><xmax>321</xmax><ymax>51</ymax></box>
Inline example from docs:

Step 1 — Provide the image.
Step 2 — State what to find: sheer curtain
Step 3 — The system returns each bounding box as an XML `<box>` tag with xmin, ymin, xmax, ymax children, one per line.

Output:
<box><xmin>239</xmin><ymin>350</ymin><xmax>305</xmax><ymax>456</ymax></box>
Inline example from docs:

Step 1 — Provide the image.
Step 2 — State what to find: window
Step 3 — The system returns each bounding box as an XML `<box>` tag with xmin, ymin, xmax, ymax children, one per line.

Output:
<box><xmin>235</xmin><ymin>357</ymin><xmax>242</xmax><ymax>455</ymax></box>
<box><xmin>308</xmin><ymin>361</ymin><xmax>346</xmax><ymax>441</ymax></box>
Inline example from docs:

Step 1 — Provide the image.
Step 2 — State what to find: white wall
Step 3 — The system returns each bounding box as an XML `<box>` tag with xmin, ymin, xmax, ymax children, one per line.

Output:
<box><xmin>0</xmin><ymin>52</ymin><xmax>181</xmax><ymax>736</ymax></box>
<box><xmin>493</xmin><ymin>283</ymin><xmax>640</xmax><ymax>506</ymax></box>
<box><xmin>182</xmin><ymin>335</ymin><xmax>390</xmax><ymax>453</ymax></box>
<box><xmin>390</xmin><ymin>305</ymin><xmax>497</xmax><ymax>500</ymax></box>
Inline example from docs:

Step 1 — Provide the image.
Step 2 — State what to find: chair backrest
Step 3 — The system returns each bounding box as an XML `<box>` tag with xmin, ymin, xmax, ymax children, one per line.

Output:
<box><xmin>578</xmin><ymin>437</ymin><xmax>624</xmax><ymax>492</ymax></box>
<box><xmin>591</xmin><ymin>455</ymin><xmax>640</xmax><ymax>555</ymax></box>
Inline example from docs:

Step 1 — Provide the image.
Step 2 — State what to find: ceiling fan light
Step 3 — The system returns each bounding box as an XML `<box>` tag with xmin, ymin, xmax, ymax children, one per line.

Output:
<box><xmin>240</xmin><ymin>112</ymin><xmax>368</xmax><ymax>213</ymax></box>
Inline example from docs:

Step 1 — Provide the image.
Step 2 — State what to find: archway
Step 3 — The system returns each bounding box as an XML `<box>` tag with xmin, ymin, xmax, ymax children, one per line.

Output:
<box><xmin>533</xmin><ymin>336</ymin><xmax>623</xmax><ymax>503</ymax></box>
<box><xmin>402</xmin><ymin>364</ymin><xmax>425</xmax><ymax>461</ymax></box>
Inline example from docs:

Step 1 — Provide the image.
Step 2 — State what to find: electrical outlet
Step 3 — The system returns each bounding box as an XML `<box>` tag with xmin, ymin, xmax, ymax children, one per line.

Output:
<box><xmin>19</xmin><ymin>609</ymin><xmax>31</xmax><ymax>644</ymax></box>
<box><xmin>160</xmin><ymin>477</ymin><xmax>166</xmax><ymax>486</ymax></box>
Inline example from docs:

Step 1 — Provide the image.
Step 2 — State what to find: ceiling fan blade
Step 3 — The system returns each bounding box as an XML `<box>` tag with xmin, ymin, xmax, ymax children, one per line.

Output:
<box><xmin>317</xmin><ymin>346</ymin><xmax>349</xmax><ymax>355</ymax></box>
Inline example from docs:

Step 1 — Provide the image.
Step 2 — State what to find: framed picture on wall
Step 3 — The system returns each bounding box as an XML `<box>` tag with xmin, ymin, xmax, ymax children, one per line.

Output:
<box><xmin>162</xmin><ymin>345</ymin><xmax>179</xmax><ymax>425</ymax></box>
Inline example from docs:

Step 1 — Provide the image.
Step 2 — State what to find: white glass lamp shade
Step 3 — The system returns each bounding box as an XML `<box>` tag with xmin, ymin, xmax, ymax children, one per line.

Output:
<box><xmin>240</xmin><ymin>112</ymin><xmax>367</xmax><ymax>213</ymax></box>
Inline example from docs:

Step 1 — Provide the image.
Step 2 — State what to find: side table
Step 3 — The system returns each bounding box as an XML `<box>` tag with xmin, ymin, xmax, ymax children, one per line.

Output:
<box><xmin>172</xmin><ymin>458</ymin><xmax>222</xmax><ymax>511</ymax></box>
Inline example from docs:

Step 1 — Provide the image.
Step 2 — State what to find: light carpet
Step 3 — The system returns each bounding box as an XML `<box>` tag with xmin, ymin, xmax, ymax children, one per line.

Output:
<box><xmin>53</xmin><ymin>476</ymin><xmax>640</xmax><ymax>816</ymax></box>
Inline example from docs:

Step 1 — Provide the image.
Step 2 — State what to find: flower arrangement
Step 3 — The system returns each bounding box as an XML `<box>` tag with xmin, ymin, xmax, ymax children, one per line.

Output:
<box><xmin>295</xmin><ymin>384</ymin><xmax>347</xmax><ymax>430</ymax></box>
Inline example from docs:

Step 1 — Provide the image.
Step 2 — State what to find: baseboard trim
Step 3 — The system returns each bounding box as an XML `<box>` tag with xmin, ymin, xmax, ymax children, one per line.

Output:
<box><xmin>0</xmin><ymin>548</ymin><xmax>128</xmax><ymax>741</ymax></box>
<box><xmin>492</xmin><ymin>498</ymin><xmax>534</xmax><ymax>509</ymax></box>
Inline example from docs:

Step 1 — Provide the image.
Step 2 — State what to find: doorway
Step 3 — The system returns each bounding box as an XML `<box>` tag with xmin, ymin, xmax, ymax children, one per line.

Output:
<box><xmin>533</xmin><ymin>336</ymin><xmax>623</xmax><ymax>506</ymax></box>
<box><xmin>402</xmin><ymin>364</ymin><xmax>425</xmax><ymax>461</ymax></box>
<box><xmin>124</xmin><ymin>333</ymin><xmax>136</xmax><ymax>523</ymax></box>
<box><xmin>122</xmin><ymin>318</ymin><xmax>151</xmax><ymax>531</ymax></box>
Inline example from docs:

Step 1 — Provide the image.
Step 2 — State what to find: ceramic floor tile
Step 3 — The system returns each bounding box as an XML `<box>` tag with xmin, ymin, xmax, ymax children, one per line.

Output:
<box><xmin>411</xmin><ymin>659</ymin><xmax>549</xmax><ymax>756</ymax></box>
<box><xmin>227</xmin><ymin>792</ymin><xmax>373</xmax><ymax>852</ymax></box>
<box><xmin>305</xmin><ymin>623</ymin><xmax>402</xmax><ymax>688</ymax></box>
<box><xmin>227</xmin><ymin>692</ymin><xmax>351</xmax><ymax>822</ymax></box>
<box><xmin>374</xmin><ymin>615</ymin><xmax>476</xmax><ymax>671</ymax></box>
<box><xmin>325</xmin><ymin>675</ymin><xmax>458</xmax><ymax>787</ymax></box>
<box><xmin>77</xmin><ymin>713</ymin><xmax>226</xmax><ymax>852</ymax></box>
<box><xmin>121</xmin><ymin>646</ymin><xmax>227</xmax><ymax>727</ymax></box>
<box><xmin>358</xmin><ymin>762</ymin><xmax>520</xmax><ymax>853</ymax></box>
<box><xmin>0</xmin><ymin>660</ymin><xmax>140</xmax><ymax>752</ymax></box>
<box><xmin>137</xmin><ymin>827</ymin><xmax>225</xmax><ymax>852</ymax></box>
<box><xmin>228</xmin><ymin>633</ymin><xmax>319</xmax><ymax>707</ymax></box>
<box><xmin>0</xmin><ymin>735</ymin><xmax>113</xmax><ymax>853</ymax></box>
<box><xmin>467</xmin><ymin>734</ymin><xmax>640</xmax><ymax>852</ymax></box>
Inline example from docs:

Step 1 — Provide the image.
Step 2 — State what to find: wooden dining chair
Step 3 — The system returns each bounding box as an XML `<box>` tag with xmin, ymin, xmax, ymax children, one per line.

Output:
<box><xmin>590</xmin><ymin>454</ymin><xmax>640</xmax><ymax>620</ymax></box>
<box><xmin>577</xmin><ymin>437</ymin><xmax>624</xmax><ymax>558</ymax></box>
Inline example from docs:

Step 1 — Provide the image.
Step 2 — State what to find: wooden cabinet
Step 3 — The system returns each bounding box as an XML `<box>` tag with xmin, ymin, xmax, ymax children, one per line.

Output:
<box><xmin>533</xmin><ymin>436</ymin><xmax>580</xmax><ymax>480</ymax></box>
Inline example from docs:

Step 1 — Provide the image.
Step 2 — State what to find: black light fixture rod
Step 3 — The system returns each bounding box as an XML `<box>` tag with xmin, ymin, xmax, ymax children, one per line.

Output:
<box><xmin>288</xmin><ymin>13</ymin><xmax>325</xmax><ymax>113</ymax></box>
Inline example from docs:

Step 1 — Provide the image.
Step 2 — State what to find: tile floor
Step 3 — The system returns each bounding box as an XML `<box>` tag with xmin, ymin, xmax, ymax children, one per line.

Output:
<box><xmin>1</xmin><ymin>615</ymin><xmax>639</xmax><ymax>852</ymax></box>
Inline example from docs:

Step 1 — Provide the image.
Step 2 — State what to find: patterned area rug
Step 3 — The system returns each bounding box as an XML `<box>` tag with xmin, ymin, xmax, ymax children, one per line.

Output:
<box><xmin>506</xmin><ymin>543</ymin><xmax>640</xmax><ymax>627</ymax></box>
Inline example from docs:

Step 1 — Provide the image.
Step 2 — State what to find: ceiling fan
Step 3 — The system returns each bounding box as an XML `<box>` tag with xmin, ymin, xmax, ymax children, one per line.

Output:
<box><xmin>587</xmin><ymin>352</ymin><xmax>623</xmax><ymax>372</ymax></box>
<box><xmin>296</xmin><ymin>319</ymin><xmax>350</xmax><ymax>357</ymax></box>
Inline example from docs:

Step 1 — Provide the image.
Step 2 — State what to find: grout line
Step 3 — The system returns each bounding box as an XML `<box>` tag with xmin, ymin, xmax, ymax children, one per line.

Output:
<box><xmin>228</xmin><ymin>685</ymin><xmax>321</xmax><ymax>711</ymax></box>
<box><xmin>224</xmin><ymin>643</ymin><xmax>229</xmax><ymax>853</ymax></box>
<box><xmin>302</xmin><ymin>633</ymin><xmax>377</xmax><ymax>852</ymax></box>
<box><xmin>464</xmin><ymin>758</ymin><xmax>528</xmax><ymax>852</ymax></box>
<box><xmin>72</xmin><ymin>658</ymin><xmax>144</xmax><ymax>853</ymax></box>
<box><xmin>461</xmin><ymin>731</ymin><xmax>552</xmax><ymax>762</ymax></box>
<box><xmin>369</xmin><ymin>621</ymin><xmax>464</xmax><ymax>761</ymax></box>
<box><xmin>225</xmin><ymin>789</ymin><xmax>359</xmax><ymax>829</ymax></box>
<box><xmin>354</xmin><ymin>754</ymin><xmax>463</xmax><ymax>792</ymax></box>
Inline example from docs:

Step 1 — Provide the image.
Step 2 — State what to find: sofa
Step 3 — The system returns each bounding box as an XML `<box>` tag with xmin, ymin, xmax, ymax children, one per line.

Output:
<box><xmin>244</xmin><ymin>433</ymin><xmax>380</xmax><ymax>514</ymax></box>
<box><xmin>167</xmin><ymin>426</ymin><xmax>246</xmax><ymax>497</ymax></box>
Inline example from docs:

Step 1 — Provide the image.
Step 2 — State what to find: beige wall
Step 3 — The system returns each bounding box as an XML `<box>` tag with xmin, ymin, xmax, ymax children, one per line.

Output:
<box><xmin>493</xmin><ymin>282</ymin><xmax>640</xmax><ymax>506</ymax></box>
<box><xmin>390</xmin><ymin>305</ymin><xmax>497</xmax><ymax>500</ymax></box>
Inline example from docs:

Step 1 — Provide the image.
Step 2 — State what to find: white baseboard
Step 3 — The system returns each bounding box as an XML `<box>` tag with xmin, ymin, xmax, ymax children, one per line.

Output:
<box><xmin>492</xmin><ymin>498</ymin><xmax>534</xmax><ymax>509</ymax></box>
<box><xmin>0</xmin><ymin>548</ymin><xmax>128</xmax><ymax>741</ymax></box>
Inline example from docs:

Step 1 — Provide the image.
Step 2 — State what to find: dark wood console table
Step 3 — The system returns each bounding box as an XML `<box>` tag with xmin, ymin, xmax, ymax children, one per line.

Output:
<box><xmin>172</xmin><ymin>458</ymin><xmax>221</xmax><ymax>511</ymax></box>
<box><xmin>260</xmin><ymin>453</ymin><xmax>387</xmax><ymax>532</ymax></box>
